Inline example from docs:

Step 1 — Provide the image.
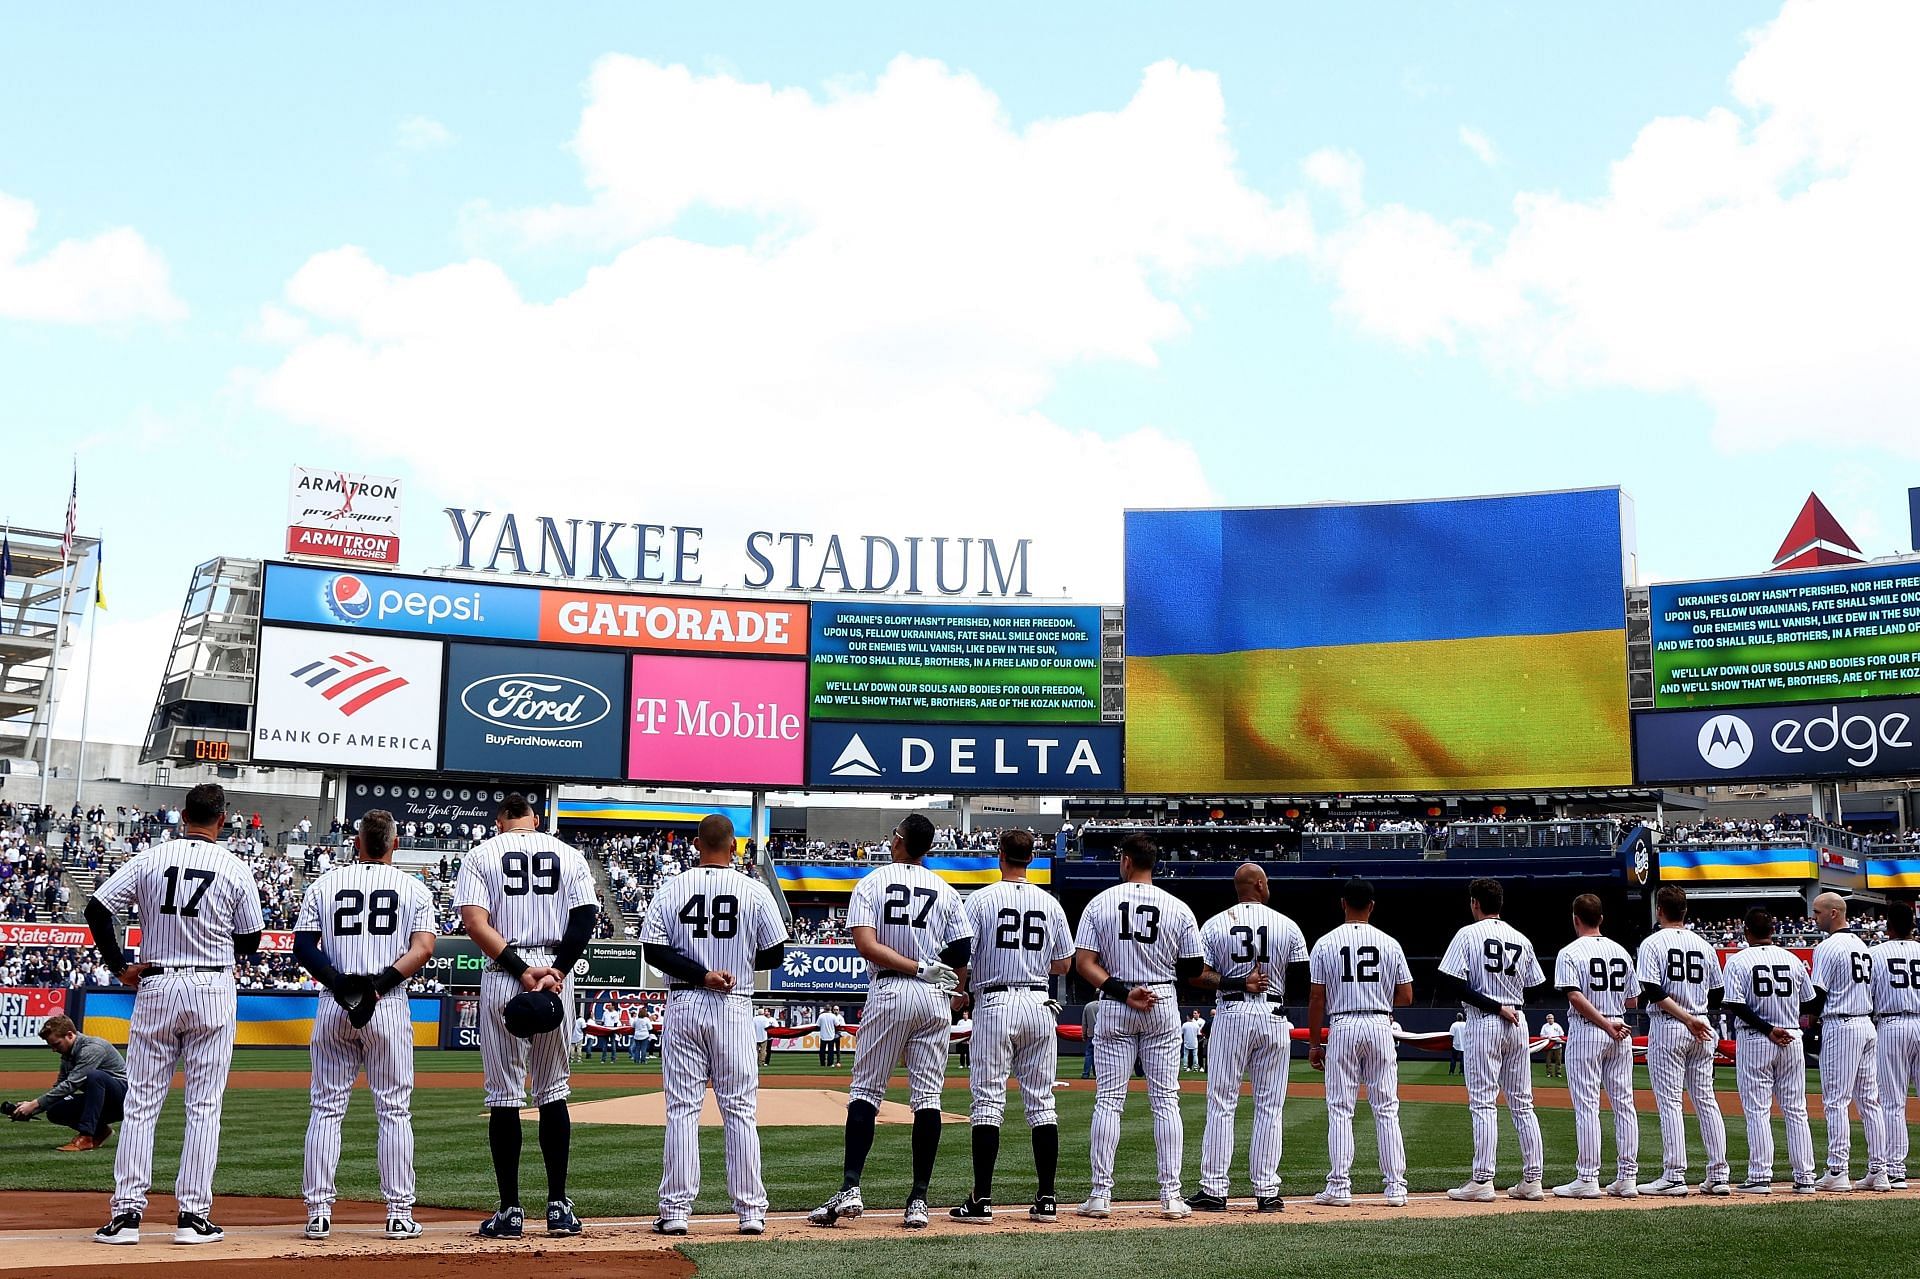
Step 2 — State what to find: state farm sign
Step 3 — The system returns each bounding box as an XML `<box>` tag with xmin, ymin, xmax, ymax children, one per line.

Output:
<box><xmin>287</xmin><ymin>466</ymin><xmax>402</xmax><ymax>566</ymax></box>
<box><xmin>627</xmin><ymin>654</ymin><xmax>805</xmax><ymax>788</ymax></box>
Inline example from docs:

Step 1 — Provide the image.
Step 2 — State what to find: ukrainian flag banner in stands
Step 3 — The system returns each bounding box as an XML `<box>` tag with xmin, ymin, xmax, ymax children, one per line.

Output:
<box><xmin>1124</xmin><ymin>489</ymin><xmax>1634</xmax><ymax>793</ymax></box>
<box><xmin>1867</xmin><ymin>857</ymin><xmax>1920</xmax><ymax>891</ymax></box>
<box><xmin>1659</xmin><ymin>845</ymin><xmax>1819</xmax><ymax>882</ymax></box>
<box><xmin>776</xmin><ymin>855</ymin><xmax>1052</xmax><ymax>893</ymax></box>
<box><xmin>80</xmin><ymin>991</ymin><xmax>443</xmax><ymax>1047</ymax></box>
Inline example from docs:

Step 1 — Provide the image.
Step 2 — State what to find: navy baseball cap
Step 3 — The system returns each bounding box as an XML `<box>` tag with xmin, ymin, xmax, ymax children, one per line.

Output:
<box><xmin>502</xmin><ymin>989</ymin><xmax>566</xmax><ymax>1039</ymax></box>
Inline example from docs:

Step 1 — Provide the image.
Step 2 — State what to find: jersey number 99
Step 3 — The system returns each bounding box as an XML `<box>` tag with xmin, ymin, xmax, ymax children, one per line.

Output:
<box><xmin>502</xmin><ymin>850</ymin><xmax>561</xmax><ymax>897</ymax></box>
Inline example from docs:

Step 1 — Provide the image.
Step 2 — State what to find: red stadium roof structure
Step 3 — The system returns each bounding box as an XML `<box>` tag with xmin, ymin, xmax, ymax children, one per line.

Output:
<box><xmin>1771</xmin><ymin>493</ymin><xmax>1863</xmax><ymax>571</ymax></box>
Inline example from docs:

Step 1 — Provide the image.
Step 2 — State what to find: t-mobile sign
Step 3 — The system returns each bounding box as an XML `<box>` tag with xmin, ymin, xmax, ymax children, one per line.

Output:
<box><xmin>627</xmin><ymin>654</ymin><xmax>806</xmax><ymax>787</ymax></box>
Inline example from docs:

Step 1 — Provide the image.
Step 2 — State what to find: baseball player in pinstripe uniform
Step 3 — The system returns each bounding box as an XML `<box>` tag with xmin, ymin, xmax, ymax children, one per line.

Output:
<box><xmin>1809</xmin><ymin>892</ymin><xmax>1890</xmax><ymax>1191</ymax></box>
<box><xmin>1870</xmin><ymin>901</ymin><xmax>1920</xmax><ymax>1190</ymax></box>
<box><xmin>1634</xmin><ymin>884</ymin><xmax>1731</xmax><ymax>1196</ymax></box>
<box><xmin>1188</xmin><ymin>864</ymin><xmax>1307</xmax><ymax>1213</ymax></box>
<box><xmin>1439</xmin><ymin>877</ymin><xmax>1547</xmax><ymax>1203</ymax></box>
<box><xmin>1305</xmin><ymin>878</ymin><xmax>1413</xmax><ymax>1207</ymax></box>
<box><xmin>85</xmin><ymin>783</ymin><xmax>266</xmax><ymax>1246</ymax></box>
<box><xmin>642</xmin><ymin>814</ymin><xmax>789</xmax><ymax>1237</ymax></box>
<box><xmin>292</xmin><ymin>809</ymin><xmax>438</xmax><ymax>1240</ymax></box>
<box><xmin>1549</xmin><ymin>893</ymin><xmax>1638</xmax><ymax>1199</ymax></box>
<box><xmin>1073</xmin><ymin>833</ymin><xmax>1204</xmax><ymax>1220</ymax></box>
<box><xmin>809</xmin><ymin>813</ymin><xmax>973</xmax><ymax>1231</ymax></box>
<box><xmin>455</xmin><ymin>794</ymin><xmax>601</xmax><ymax>1239</ymax></box>
<box><xmin>949</xmin><ymin>829</ymin><xmax>1074</xmax><ymax>1225</ymax></box>
<box><xmin>1720</xmin><ymin>908</ymin><xmax>1818</xmax><ymax>1194</ymax></box>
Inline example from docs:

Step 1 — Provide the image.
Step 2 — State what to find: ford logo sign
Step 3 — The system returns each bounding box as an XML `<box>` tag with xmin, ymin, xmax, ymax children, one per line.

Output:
<box><xmin>460</xmin><ymin>674</ymin><xmax>611</xmax><ymax>733</ymax></box>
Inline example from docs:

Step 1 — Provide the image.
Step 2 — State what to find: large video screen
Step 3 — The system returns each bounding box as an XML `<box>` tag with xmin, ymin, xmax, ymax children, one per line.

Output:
<box><xmin>1124</xmin><ymin>489</ymin><xmax>1633</xmax><ymax>792</ymax></box>
<box><xmin>809</xmin><ymin>603</ymin><xmax>1102</xmax><ymax>724</ymax></box>
<box><xmin>1650</xmin><ymin>560</ymin><xmax>1920</xmax><ymax>709</ymax></box>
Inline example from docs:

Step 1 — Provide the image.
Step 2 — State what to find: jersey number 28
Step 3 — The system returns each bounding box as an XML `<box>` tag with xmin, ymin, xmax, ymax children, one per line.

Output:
<box><xmin>334</xmin><ymin>889</ymin><xmax>400</xmax><ymax>937</ymax></box>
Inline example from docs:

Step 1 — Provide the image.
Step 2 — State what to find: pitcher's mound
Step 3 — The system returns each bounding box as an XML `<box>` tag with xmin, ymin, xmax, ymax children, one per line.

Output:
<box><xmin>525</xmin><ymin>1088</ymin><xmax>967</xmax><ymax>1127</ymax></box>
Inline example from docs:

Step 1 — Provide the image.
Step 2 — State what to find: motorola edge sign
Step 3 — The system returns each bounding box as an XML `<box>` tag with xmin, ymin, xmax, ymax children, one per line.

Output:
<box><xmin>1634</xmin><ymin>696</ymin><xmax>1920</xmax><ymax>783</ymax></box>
<box><xmin>442</xmin><ymin>643</ymin><xmax>626</xmax><ymax>779</ymax></box>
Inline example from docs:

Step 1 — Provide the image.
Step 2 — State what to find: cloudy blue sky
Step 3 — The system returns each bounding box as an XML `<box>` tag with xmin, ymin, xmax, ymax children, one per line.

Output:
<box><xmin>3</xmin><ymin>1</ymin><xmax>1913</xmax><ymax>743</ymax></box>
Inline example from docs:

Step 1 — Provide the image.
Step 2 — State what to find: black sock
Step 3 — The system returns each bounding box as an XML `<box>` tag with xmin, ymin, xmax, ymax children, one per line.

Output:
<box><xmin>970</xmin><ymin>1124</ymin><xmax>1001</xmax><ymax>1201</ymax></box>
<box><xmin>1032</xmin><ymin>1123</ymin><xmax>1059</xmax><ymax>1198</ymax></box>
<box><xmin>538</xmin><ymin>1100</ymin><xmax>571</xmax><ymax>1204</ymax></box>
<box><xmin>488</xmin><ymin>1107</ymin><xmax>521</xmax><ymax>1210</ymax></box>
<box><xmin>910</xmin><ymin>1107</ymin><xmax>942</xmax><ymax>1199</ymax></box>
<box><xmin>842</xmin><ymin>1100</ymin><xmax>878</xmax><ymax>1190</ymax></box>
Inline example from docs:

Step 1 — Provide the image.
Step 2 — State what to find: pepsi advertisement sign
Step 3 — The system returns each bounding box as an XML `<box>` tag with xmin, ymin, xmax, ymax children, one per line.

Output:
<box><xmin>1634</xmin><ymin>696</ymin><xmax>1920</xmax><ymax>784</ymax></box>
<box><xmin>262</xmin><ymin>562</ymin><xmax>540</xmax><ymax>640</ymax></box>
<box><xmin>768</xmin><ymin>945</ymin><xmax>869</xmax><ymax>994</ymax></box>
<box><xmin>443</xmin><ymin>643</ymin><xmax>627</xmax><ymax>779</ymax></box>
<box><xmin>808</xmin><ymin>722</ymin><xmax>1122</xmax><ymax>793</ymax></box>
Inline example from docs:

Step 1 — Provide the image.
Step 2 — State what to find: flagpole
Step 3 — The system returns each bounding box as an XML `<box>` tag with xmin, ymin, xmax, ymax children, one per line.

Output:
<box><xmin>36</xmin><ymin>549</ymin><xmax>76</xmax><ymax>808</ymax></box>
<box><xmin>74</xmin><ymin>545</ymin><xmax>102</xmax><ymax>812</ymax></box>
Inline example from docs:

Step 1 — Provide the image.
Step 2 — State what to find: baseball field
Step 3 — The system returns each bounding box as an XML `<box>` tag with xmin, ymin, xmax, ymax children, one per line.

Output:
<box><xmin>0</xmin><ymin>1048</ymin><xmax>1914</xmax><ymax>1277</ymax></box>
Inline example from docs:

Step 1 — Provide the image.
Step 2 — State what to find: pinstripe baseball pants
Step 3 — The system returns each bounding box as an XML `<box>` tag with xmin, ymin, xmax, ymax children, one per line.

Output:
<box><xmin>1876</xmin><ymin>1017</ymin><xmax>1920</xmax><ymax>1180</ymax></box>
<box><xmin>1461</xmin><ymin>1010</ymin><xmax>1543</xmax><ymax>1183</ymax></box>
<box><xmin>968</xmin><ymin>990</ymin><xmax>1060</xmax><ymax>1129</ymax></box>
<box><xmin>303</xmin><ymin>994</ymin><xmax>418</xmax><ymax>1214</ymax></box>
<box><xmin>1322</xmin><ymin>1014</ymin><xmax>1406</xmax><ymax>1195</ymax></box>
<box><xmin>1089</xmin><ymin>993</ymin><xmax>1183</xmax><ymax>1198</ymax></box>
<box><xmin>1734</xmin><ymin>1030</ymin><xmax>1814</xmax><ymax>1185</ymax></box>
<box><xmin>1199</xmin><ymin>1004</ymin><xmax>1288</xmax><ymax>1198</ymax></box>
<box><xmin>1564</xmin><ymin>1024</ymin><xmax>1637</xmax><ymax>1183</ymax></box>
<box><xmin>112</xmin><ymin>971</ymin><xmax>237</xmax><ymax>1217</ymax></box>
<box><xmin>849</xmin><ymin>978</ymin><xmax>951</xmax><ymax>1113</ymax></box>
<box><xmin>658</xmin><ymin>989</ymin><xmax>767</xmax><ymax>1222</ymax></box>
<box><xmin>480</xmin><ymin>953</ymin><xmax>574</xmax><ymax>1109</ymax></box>
<box><xmin>1819</xmin><ymin>1015</ymin><xmax>1885</xmax><ymax>1175</ymax></box>
<box><xmin>1645</xmin><ymin>1015</ymin><xmax>1729</xmax><ymax>1182</ymax></box>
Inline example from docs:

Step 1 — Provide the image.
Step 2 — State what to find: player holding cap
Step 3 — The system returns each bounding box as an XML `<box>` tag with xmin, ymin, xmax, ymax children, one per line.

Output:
<box><xmin>1634</xmin><ymin>884</ymin><xmax>1731</xmax><ymax>1196</ymax></box>
<box><xmin>1808</xmin><ymin>892</ymin><xmax>1890</xmax><ymax>1191</ymax></box>
<box><xmin>1073</xmin><ymin>833</ymin><xmax>1204</xmax><ymax>1220</ymax></box>
<box><xmin>809</xmin><ymin>813</ymin><xmax>973</xmax><ymax>1231</ymax></box>
<box><xmin>456</xmin><ymin>794</ymin><xmax>600</xmax><ymax>1239</ymax></box>
<box><xmin>949</xmin><ymin>829</ymin><xmax>1074</xmax><ymax>1225</ymax></box>
<box><xmin>1870</xmin><ymin>901</ymin><xmax>1920</xmax><ymax>1190</ymax></box>
<box><xmin>643</xmin><ymin>814</ymin><xmax>789</xmax><ymax>1236</ymax></box>
<box><xmin>1721</xmin><ymin>908</ymin><xmax>1817</xmax><ymax>1194</ymax></box>
<box><xmin>1188</xmin><ymin>864</ymin><xmax>1307</xmax><ymax>1213</ymax></box>
<box><xmin>1439</xmin><ymin>878</ymin><xmax>1546</xmax><ymax>1202</ymax></box>
<box><xmin>86</xmin><ymin>783</ymin><xmax>265</xmax><ymax>1246</ymax></box>
<box><xmin>1305</xmin><ymin>878</ymin><xmax>1413</xmax><ymax>1207</ymax></box>
<box><xmin>294</xmin><ymin>809</ymin><xmax>437</xmax><ymax>1240</ymax></box>
<box><xmin>1550</xmin><ymin>893</ymin><xmax>1638</xmax><ymax>1200</ymax></box>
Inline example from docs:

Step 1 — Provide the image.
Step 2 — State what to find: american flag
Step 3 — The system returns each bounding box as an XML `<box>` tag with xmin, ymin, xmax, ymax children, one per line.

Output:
<box><xmin>62</xmin><ymin>468</ymin><xmax>76</xmax><ymax>562</ymax></box>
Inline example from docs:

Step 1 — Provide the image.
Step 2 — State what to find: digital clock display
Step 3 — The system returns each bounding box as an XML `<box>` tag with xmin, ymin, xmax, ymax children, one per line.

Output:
<box><xmin>189</xmin><ymin>739</ymin><xmax>232</xmax><ymax>763</ymax></box>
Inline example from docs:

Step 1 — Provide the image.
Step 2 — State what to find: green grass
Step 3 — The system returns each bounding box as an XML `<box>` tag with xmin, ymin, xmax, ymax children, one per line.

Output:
<box><xmin>1</xmin><ymin>1052</ymin><xmax>1911</xmax><ymax>1220</ymax></box>
<box><xmin>682</xmin><ymin>1202</ymin><xmax>1920</xmax><ymax>1279</ymax></box>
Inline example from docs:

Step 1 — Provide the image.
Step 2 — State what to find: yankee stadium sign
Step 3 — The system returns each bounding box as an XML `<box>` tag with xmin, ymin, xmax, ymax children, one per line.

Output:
<box><xmin>444</xmin><ymin>508</ymin><xmax>1036</xmax><ymax>598</ymax></box>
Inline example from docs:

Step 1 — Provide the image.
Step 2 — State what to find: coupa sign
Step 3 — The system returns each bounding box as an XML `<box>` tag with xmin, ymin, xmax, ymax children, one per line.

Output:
<box><xmin>769</xmin><ymin>946</ymin><xmax>869</xmax><ymax>993</ymax></box>
<box><xmin>1634</xmin><ymin>696</ymin><xmax>1920</xmax><ymax>784</ymax></box>
<box><xmin>443</xmin><ymin>643</ymin><xmax>627</xmax><ymax>780</ymax></box>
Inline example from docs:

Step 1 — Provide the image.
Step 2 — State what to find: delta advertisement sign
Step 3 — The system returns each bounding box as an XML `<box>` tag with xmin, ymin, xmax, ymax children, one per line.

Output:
<box><xmin>808</xmin><ymin>722</ymin><xmax>1122</xmax><ymax>792</ymax></box>
<box><xmin>286</xmin><ymin>466</ymin><xmax>402</xmax><ymax>566</ymax></box>
<box><xmin>1633</xmin><ymin>695</ymin><xmax>1920</xmax><ymax>784</ymax></box>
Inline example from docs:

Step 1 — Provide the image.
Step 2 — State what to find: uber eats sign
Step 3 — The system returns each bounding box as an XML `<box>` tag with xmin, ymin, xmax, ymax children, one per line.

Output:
<box><xmin>428</xmin><ymin>938</ymin><xmax>650</xmax><ymax>989</ymax></box>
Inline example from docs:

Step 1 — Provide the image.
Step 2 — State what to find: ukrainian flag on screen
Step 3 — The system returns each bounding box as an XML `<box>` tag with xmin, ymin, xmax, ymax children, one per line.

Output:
<box><xmin>1867</xmin><ymin>857</ymin><xmax>1920</xmax><ymax>891</ymax></box>
<box><xmin>775</xmin><ymin>856</ymin><xmax>1052</xmax><ymax>893</ymax></box>
<box><xmin>1660</xmin><ymin>846</ymin><xmax>1817</xmax><ymax>882</ymax></box>
<box><xmin>1124</xmin><ymin>490</ymin><xmax>1632</xmax><ymax>792</ymax></box>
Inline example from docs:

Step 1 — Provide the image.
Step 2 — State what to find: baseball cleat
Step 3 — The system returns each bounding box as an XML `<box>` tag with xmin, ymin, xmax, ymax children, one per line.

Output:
<box><xmin>1700</xmin><ymin>1180</ymin><xmax>1731</xmax><ymax>1197</ymax></box>
<box><xmin>478</xmin><ymin>1207</ymin><xmax>524</xmax><ymax>1238</ymax></box>
<box><xmin>1383</xmin><ymin>1188</ymin><xmax>1409</xmax><ymax>1208</ymax></box>
<box><xmin>1254</xmin><ymin>1194</ymin><xmax>1283</xmax><ymax>1213</ymax></box>
<box><xmin>1075</xmin><ymin>1196</ymin><xmax>1112</xmax><ymax>1218</ymax></box>
<box><xmin>93</xmin><ymin>1212</ymin><xmax>141</xmax><ymax>1246</ymax></box>
<box><xmin>1888</xmin><ymin>1176</ymin><xmax>1909</xmax><ymax>1191</ymax></box>
<box><xmin>1160</xmin><ymin>1194</ymin><xmax>1192</xmax><ymax>1219</ymax></box>
<box><xmin>1791</xmin><ymin>1182</ymin><xmax>1819</xmax><ymax>1195</ymax></box>
<box><xmin>1636</xmin><ymin>1175</ymin><xmax>1687</xmax><ymax>1197</ymax></box>
<box><xmin>738</xmin><ymin>1218</ymin><xmax>765</xmax><ymax>1236</ymax></box>
<box><xmin>950</xmin><ymin>1197</ymin><xmax>994</xmax><ymax>1223</ymax></box>
<box><xmin>546</xmin><ymin>1198</ymin><xmax>583</xmax><ymax>1236</ymax></box>
<box><xmin>1732</xmin><ymin>1179</ymin><xmax>1772</xmax><ymax>1194</ymax></box>
<box><xmin>1552</xmin><ymin>1179</ymin><xmax>1600</xmax><ymax>1199</ymax></box>
<box><xmin>1508</xmin><ymin>1179</ymin><xmax>1545</xmax><ymax>1202</ymax></box>
<box><xmin>903</xmin><ymin>1198</ymin><xmax>930</xmax><ymax>1230</ymax></box>
<box><xmin>808</xmin><ymin>1186</ymin><xmax>864</xmax><ymax>1227</ymax></box>
<box><xmin>1853</xmin><ymin>1172</ymin><xmax>1892</xmax><ymax>1192</ymax></box>
<box><xmin>1447</xmin><ymin>1180</ymin><xmax>1495</xmax><ymax>1203</ymax></box>
<box><xmin>1813</xmin><ymin>1171</ymin><xmax>1853</xmax><ymax>1192</ymax></box>
<box><xmin>652</xmin><ymin>1217</ymin><xmax>688</xmax><ymax>1236</ymax></box>
<box><xmin>1186</xmin><ymin>1191</ymin><xmax>1229</xmax><ymax>1212</ymax></box>
<box><xmin>174</xmin><ymin>1212</ymin><xmax>225</xmax><ymax>1245</ymax></box>
<box><xmin>1604</xmin><ymin>1178</ymin><xmax>1639</xmax><ymax>1199</ymax></box>
<box><xmin>304</xmin><ymin>1214</ymin><xmax>331</xmax><ymax>1240</ymax></box>
<box><xmin>386</xmin><ymin>1216</ymin><xmax>423</xmax><ymax>1240</ymax></box>
<box><xmin>1029</xmin><ymin>1194</ymin><xmax>1058</xmax><ymax>1223</ymax></box>
<box><xmin>1312</xmin><ymin>1189</ymin><xmax>1352</xmax><ymax>1207</ymax></box>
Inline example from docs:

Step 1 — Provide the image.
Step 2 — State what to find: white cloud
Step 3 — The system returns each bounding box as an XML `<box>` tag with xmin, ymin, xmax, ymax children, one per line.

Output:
<box><xmin>255</xmin><ymin>56</ymin><xmax>1311</xmax><ymax>598</ymax></box>
<box><xmin>1301</xmin><ymin>147</ymin><xmax>1365</xmax><ymax>215</ymax></box>
<box><xmin>1313</xmin><ymin>0</ymin><xmax>1920</xmax><ymax>455</ymax></box>
<box><xmin>1458</xmin><ymin>126</ymin><xmax>1498</xmax><ymax>167</ymax></box>
<box><xmin>51</xmin><ymin>607</ymin><xmax>180</xmax><ymax>746</ymax></box>
<box><xmin>395</xmin><ymin>115</ymin><xmax>454</xmax><ymax>151</ymax></box>
<box><xmin>0</xmin><ymin>191</ymin><xmax>185</xmax><ymax>324</ymax></box>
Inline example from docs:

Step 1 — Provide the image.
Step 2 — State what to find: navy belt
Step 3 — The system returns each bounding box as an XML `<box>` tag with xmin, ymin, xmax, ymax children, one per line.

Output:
<box><xmin>981</xmin><ymin>983</ymin><xmax>1047</xmax><ymax>994</ymax></box>
<box><xmin>1221</xmin><ymin>993</ymin><xmax>1282</xmax><ymax>1004</ymax></box>
<box><xmin>142</xmin><ymin>964</ymin><xmax>226</xmax><ymax>975</ymax></box>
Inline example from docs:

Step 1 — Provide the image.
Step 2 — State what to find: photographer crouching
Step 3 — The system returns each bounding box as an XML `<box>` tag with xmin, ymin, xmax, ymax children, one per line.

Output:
<box><xmin>3</xmin><ymin>1015</ymin><xmax>127</xmax><ymax>1151</ymax></box>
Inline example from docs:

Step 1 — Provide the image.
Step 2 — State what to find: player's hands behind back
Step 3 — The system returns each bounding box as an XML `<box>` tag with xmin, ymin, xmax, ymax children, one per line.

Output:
<box><xmin>1125</xmin><ymin>985</ymin><xmax>1157</xmax><ymax>1011</ymax></box>
<box><xmin>117</xmin><ymin>963</ymin><xmax>148</xmax><ymax>988</ymax></box>
<box><xmin>703</xmin><ymin>970</ymin><xmax>737</xmax><ymax>993</ymax></box>
<box><xmin>916</xmin><ymin>958</ymin><xmax>959</xmax><ymax>994</ymax></box>
<box><xmin>520</xmin><ymin>966</ymin><xmax>563</xmax><ymax>993</ymax></box>
<box><xmin>1243</xmin><ymin>967</ymin><xmax>1270</xmax><ymax>995</ymax></box>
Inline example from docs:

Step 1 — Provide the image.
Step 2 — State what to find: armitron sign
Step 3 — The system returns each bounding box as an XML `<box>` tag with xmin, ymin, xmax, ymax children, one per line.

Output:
<box><xmin>288</xmin><ymin>466</ymin><xmax>402</xmax><ymax>566</ymax></box>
